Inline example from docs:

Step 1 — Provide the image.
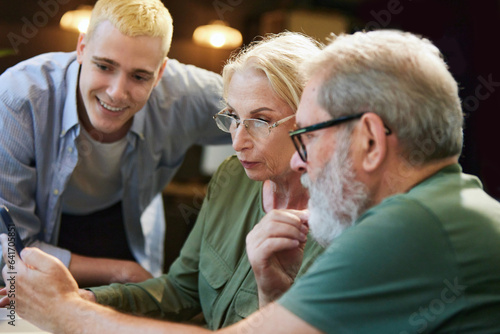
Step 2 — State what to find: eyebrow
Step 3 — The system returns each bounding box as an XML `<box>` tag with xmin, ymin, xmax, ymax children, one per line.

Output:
<box><xmin>226</xmin><ymin>103</ymin><xmax>275</xmax><ymax>115</ymax></box>
<box><xmin>92</xmin><ymin>56</ymin><xmax>155</xmax><ymax>76</ymax></box>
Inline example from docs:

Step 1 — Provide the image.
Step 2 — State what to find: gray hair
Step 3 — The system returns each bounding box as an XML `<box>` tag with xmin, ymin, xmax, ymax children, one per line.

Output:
<box><xmin>223</xmin><ymin>32</ymin><xmax>323</xmax><ymax>112</ymax></box>
<box><xmin>305</xmin><ymin>30</ymin><xmax>463</xmax><ymax>164</ymax></box>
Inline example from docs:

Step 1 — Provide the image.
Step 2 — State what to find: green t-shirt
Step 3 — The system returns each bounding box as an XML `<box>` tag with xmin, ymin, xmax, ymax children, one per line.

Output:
<box><xmin>91</xmin><ymin>156</ymin><xmax>324</xmax><ymax>329</ymax></box>
<box><xmin>279</xmin><ymin>164</ymin><xmax>500</xmax><ymax>333</ymax></box>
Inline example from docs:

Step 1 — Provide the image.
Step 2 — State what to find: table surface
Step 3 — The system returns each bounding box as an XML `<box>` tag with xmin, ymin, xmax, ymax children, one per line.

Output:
<box><xmin>0</xmin><ymin>308</ymin><xmax>51</xmax><ymax>333</ymax></box>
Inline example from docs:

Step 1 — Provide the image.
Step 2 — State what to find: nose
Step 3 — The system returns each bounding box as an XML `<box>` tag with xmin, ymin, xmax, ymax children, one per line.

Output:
<box><xmin>232</xmin><ymin>123</ymin><xmax>253</xmax><ymax>152</ymax></box>
<box><xmin>290</xmin><ymin>150</ymin><xmax>307</xmax><ymax>174</ymax></box>
<box><xmin>107</xmin><ymin>73</ymin><xmax>128</xmax><ymax>102</ymax></box>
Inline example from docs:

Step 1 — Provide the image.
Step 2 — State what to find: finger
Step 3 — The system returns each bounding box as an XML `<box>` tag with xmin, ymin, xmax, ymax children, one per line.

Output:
<box><xmin>284</xmin><ymin>209</ymin><xmax>309</xmax><ymax>222</ymax></box>
<box><xmin>257</xmin><ymin>238</ymin><xmax>301</xmax><ymax>257</ymax></box>
<box><xmin>1</xmin><ymin>233</ymin><xmax>11</xmax><ymax>264</ymax></box>
<box><xmin>283</xmin><ymin>210</ymin><xmax>309</xmax><ymax>234</ymax></box>
<box><xmin>0</xmin><ymin>287</ymin><xmax>6</xmax><ymax>295</ymax></box>
<box><xmin>0</xmin><ymin>294</ymin><xmax>10</xmax><ymax>307</ymax></box>
<box><xmin>247</xmin><ymin>225</ymin><xmax>299</xmax><ymax>252</ymax></box>
<box><xmin>19</xmin><ymin>247</ymin><xmax>63</xmax><ymax>274</ymax></box>
<box><xmin>272</xmin><ymin>210</ymin><xmax>309</xmax><ymax>229</ymax></box>
<box><xmin>264</xmin><ymin>223</ymin><xmax>307</xmax><ymax>243</ymax></box>
<box><xmin>258</xmin><ymin>211</ymin><xmax>308</xmax><ymax>238</ymax></box>
<box><xmin>255</xmin><ymin>212</ymin><xmax>298</xmax><ymax>230</ymax></box>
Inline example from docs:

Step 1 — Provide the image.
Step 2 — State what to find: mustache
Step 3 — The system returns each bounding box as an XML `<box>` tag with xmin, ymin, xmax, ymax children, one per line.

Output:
<box><xmin>300</xmin><ymin>173</ymin><xmax>312</xmax><ymax>189</ymax></box>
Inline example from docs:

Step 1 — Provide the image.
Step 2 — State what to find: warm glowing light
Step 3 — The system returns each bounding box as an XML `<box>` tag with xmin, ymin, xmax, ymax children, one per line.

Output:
<box><xmin>193</xmin><ymin>20</ymin><xmax>242</xmax><ymax>49</ymax></box>
<box><xmin>77</xmin><ymin>18</ymin><xmax>90</xmax><ymax>33</ymax></box>
<box><xmin>210</xmin><ymin>33</ymin><xmax>226</xmax><ymax>48</ymax></box>
<box><xmin>60</xmin><ymin>6</ymin><xmax>93</xmax><ymax>33</ymax></box>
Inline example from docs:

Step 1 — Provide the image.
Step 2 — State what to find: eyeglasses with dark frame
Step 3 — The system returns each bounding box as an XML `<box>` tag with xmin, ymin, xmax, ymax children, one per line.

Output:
<box><xmin>289</xmin><ymin>112</ymin><xmax>392</xmax><ymax>162</ymax></box>
<box><xmin>213</xmin><ymin>110</ymin><xmax>295</xmax><ymax>138</ymax></box>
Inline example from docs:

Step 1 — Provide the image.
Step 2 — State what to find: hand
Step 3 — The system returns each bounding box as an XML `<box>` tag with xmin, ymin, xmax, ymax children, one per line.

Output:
<box><xmin>246</xmin><ymin>209</ymin><xmax>309</xmax><ymax>307</ymax></box>
<box><xmin>1</xmin><ymin>234</ymin><xmax>81</xmax><ymax>333</ymax></box>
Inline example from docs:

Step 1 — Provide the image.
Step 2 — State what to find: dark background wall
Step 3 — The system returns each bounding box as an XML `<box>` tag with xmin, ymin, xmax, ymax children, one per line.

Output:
<box><xmin>1</xmin><ymin>1</ymin><xmax>498</xmax><ymax>200</ymax></box>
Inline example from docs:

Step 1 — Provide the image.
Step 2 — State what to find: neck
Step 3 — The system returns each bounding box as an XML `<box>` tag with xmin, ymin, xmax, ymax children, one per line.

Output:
<box><xmin>373</xmin><ymin>155</ymin><xmax>459</xmax><ymax>206</ymax></box>
<box><xmin>262</xmin><ymin>172</ymin><xmax>309</xmax><ymax>213</ymax></box>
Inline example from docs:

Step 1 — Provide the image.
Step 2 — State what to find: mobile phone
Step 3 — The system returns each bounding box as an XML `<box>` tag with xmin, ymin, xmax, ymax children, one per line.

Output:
<box><xmin>0</xmin><ymin>205</ymin><xmax>25</xmax><ymax>255</ymax></box>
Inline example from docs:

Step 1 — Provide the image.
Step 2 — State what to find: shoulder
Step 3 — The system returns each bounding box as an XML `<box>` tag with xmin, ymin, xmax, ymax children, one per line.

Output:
<box><xmin>214</xmin><ymin>155</ymin><xmax>244</xmax><ymax>175</ymax></box>
<box><xmin>207</xmin><ymin>156</ymin><xmax>246</xmax><ymax>194</ymax></box>
<box><xmin>1</xmin><ymin>52</ymin><xmax>76</xmax><ymax>83</ymax></box>
<box><xmin>0</xmin><ymin>52</ymin><xmax>77</xmax><ymax>106</ymax></box>
<box><xmin>153</xmin><ymin>59</ymin><xmax>223</xmax><ymax>99</ymax></box>
<box><xmin>368</xmin><ymin>165</ymin><xmax>500</xmax><ymax>236</ymax></box>
<box><xmin>147</xmin><ymin>59</ymin><xmax>224</xmax><ymax>126</ymax></box>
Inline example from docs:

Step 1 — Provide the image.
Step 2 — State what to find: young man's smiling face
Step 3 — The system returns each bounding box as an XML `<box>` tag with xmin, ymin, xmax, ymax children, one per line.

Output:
<box><xmin>76</xmin><ymin>20</ymin><xmax>167</xmax><ymax>142</ymax></box>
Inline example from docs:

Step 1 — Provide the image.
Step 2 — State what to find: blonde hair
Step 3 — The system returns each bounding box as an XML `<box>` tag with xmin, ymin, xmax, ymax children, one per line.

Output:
<box><xmin>223</xmin><ymin>32</ymin><xmax>323</xmax><ymax>112</ymax></box>
<box><xmin>86</xmin><ymin>0</ymin><xmax>173</xmax><ymax>57</ymax></box>
<box><xmin>306</xmin><ymin>30</ymin><xmax>463</xmax><ymax>163</ymax></box>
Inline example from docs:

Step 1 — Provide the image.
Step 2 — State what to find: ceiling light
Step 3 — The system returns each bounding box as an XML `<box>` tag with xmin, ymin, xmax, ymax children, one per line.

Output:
<box><xmin>193</xmin><ymin>20</ymin><xmax>242</xmax><ymax>49</ymax></box>
<box><xmin>60</xmin><ymin>6</ymin><xmax>93</xmax><ymax>33</ymax></box>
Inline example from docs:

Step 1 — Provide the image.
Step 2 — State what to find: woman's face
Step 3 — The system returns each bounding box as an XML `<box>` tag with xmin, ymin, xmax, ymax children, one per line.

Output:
<box><xmin>226</xmin><ymin>67</ymin><xmax>297</xmax><ymax>182</ymax></box>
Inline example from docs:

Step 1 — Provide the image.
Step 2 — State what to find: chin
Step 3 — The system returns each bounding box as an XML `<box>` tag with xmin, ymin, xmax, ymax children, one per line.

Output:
<box><xmin>243</xmin><ymin>169</ymin><xmax>268</xmax><ymax>182</ymax></box>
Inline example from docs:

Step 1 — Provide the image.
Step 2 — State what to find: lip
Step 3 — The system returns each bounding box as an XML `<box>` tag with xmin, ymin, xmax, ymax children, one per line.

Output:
<box><xmin>239</xmin><ymin>160</ymin><xmax>260</xmax><ymax>169</ymax></box>
<box><xmin>96</xmin><ymin>97</ymin><xmax>127</xmax><ymax>115</ymax></box>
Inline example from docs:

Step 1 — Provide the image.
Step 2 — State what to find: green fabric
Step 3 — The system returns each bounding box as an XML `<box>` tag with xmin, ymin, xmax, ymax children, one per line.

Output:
<box><xmin>91</xmin><ymin>156</ymin><xmax>324</xmax><ymax>329</ymax></box>
<box><xmin>279</xmin><ymin>164</ymin><xmax>500</xmax><ymax>333</ymax></box>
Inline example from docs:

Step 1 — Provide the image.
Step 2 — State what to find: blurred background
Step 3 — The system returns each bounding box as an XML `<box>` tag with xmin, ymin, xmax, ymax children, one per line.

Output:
<box><xmin>1</xmin><ymin>0</ymin><xmax>499</xmax><ymax>269</ymax></box>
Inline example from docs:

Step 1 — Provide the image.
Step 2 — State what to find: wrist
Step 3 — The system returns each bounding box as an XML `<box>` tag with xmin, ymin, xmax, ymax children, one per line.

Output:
<box><xmin>258</xmin><ymin>286</ymin><xmax>287</xmax><ymax>308</ymax></box>
<box><xmin>79</xmin><ymin>289</ymin><xmax>97</xmax><ymax>303</ymax></box>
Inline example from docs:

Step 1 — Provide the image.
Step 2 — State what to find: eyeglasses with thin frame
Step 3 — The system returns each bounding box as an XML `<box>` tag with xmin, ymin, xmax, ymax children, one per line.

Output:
<box><xmin>213</xmin><ymin>110</ymin><xmax>295</xmax><ymax>138</ymax></box>
<box><xmin>289</xmin><ymin>112</ymin><xmax>392</xmax><ymax>162</ymax></box>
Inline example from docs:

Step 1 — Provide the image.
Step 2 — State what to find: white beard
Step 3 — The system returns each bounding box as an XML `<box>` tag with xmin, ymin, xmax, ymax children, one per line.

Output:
<box><xmin>301</xmin><ymin>130</ymin><xmax>371</xmax><ymax>247</ymax></box>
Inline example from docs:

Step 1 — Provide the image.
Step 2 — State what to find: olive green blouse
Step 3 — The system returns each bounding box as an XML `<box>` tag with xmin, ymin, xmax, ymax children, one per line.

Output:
<box><xmin>90</xmin><ymin>156</ymin><xmax>324</xmax><ymax>329</ymax></box>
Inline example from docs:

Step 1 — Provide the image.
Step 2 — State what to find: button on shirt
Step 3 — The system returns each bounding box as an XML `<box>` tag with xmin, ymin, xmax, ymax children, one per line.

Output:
<box><xmin>0</xmin><ymin>52</ymin><xmax>230</xmax><ymax>273</ymax></box>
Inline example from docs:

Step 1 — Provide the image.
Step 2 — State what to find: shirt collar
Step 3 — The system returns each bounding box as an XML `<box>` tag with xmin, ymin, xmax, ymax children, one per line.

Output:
<box><xmin>413</xmin><ymin>163</ymin><xmax>462</xmax><ymax>190</ymax></box>
<box><xmin>60</xmin><ymin>56</ymin><xmax>80</xmax><ymax>137</ymax></box>
<box><xmin>129</xmin><ymin>106</ymin><xmax>146</xmax><ymax>141</ymax></box>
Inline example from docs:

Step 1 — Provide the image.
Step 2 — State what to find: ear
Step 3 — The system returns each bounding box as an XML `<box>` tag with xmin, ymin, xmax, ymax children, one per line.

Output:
<box><xmin>358</xmin><ymin>112</ymin><xmax>389</xmax><ymax>173</ymax></box>
<box><xmin>76</xmin><ymin>33</ymin><xmax>87</xmax><ymax>64</ymax></box>
<box><xmin>154</xmin><ymin>57</ymin><xmax>168</xmax><ymax>87</ymax></box>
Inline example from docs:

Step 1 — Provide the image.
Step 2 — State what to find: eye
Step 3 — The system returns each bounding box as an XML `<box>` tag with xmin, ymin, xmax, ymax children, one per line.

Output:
<box><xmin>226</xmin><ymin>112</ymin><xmax>239</xmax><ymax>120</ymax></box>
<box><xmin>301</xmin><ymin>133</ymin><xmax>315</xmax><ymax>144</ymax></box>
<box><xmin>94</xmin><ymin>63</ymin><xmax>109</xmax><ymax>71</ymax></box>
<box><xmin>305</xmin><ymin>133</ymin><xmax>315</xmax><ymax>140</ymax></box>
<box><xmin>133</xmin><ymin>74</ymin><xmax>150</xmax><ymax>82</ymax></box>
<box><xmin>249</xmin><ymin>113</ymin><xmax>270</xmax><ymax>123</ymax></box>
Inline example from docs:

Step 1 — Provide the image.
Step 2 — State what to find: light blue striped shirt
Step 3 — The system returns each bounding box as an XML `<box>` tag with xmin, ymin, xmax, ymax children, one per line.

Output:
<box><xmin>0</xmin><ymin>52</ymin><xmax>229</xmax><ymax>272</ymax></box>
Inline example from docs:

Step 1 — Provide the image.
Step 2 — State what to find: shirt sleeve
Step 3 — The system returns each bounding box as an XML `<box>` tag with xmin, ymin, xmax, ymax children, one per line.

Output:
<box><xmin>0</xmin><ymin>77</ymin><xmax>72</xmax><ymax>268</ymax></box>
<box><xmin>90</xmin><ymin>200</ymin><xmax>207</xmax><ymax>320</ymax></box>
<box><xmin>176</xmin><ymin>63</ymin><xmax>231</xmax><ymax>146</ymax></box>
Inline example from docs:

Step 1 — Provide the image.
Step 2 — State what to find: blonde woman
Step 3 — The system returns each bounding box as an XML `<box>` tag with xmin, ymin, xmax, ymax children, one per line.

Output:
<box><xmin>85</xmin><ymin>32</ymin><xmax>324</xmax><ymax>328</ymax></box>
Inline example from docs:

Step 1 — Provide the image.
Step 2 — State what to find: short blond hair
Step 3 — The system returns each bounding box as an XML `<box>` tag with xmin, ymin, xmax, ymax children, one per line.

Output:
<box><xmin>223</xmin><ymin>32</ymin><xmax>323</xmax><ymax>112</ymax></box>
<box><xmin>86</xmin><ymin>0</ymin><xmax>173</xmax><ymax>57</ymax></box>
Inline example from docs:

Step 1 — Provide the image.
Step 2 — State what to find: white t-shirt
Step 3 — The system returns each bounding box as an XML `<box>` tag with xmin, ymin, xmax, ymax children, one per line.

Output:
<box><xmin>62</xmin><ymin>126</ymin><xmax>128</xmax><ymax>215</ymax></box>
